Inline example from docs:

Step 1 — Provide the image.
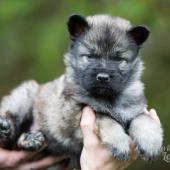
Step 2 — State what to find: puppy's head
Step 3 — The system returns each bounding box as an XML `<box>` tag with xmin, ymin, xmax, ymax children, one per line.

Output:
<box><xmin>64</xmin><ymin>14</ymin><xmax>149</xmax><ymax>98</ymax></box>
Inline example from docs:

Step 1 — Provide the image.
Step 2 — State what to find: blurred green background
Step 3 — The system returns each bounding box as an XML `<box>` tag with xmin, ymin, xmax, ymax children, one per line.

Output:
<box><xmin>0</xmin><ymin>0</ymin><xmax>169</xmax><ymax>169</ymax></box>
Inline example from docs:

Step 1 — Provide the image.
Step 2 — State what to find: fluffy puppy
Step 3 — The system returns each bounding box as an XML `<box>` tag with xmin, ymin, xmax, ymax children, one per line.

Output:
<box><xmin>0</xmin><ymin>14</ymin><xmax>163</xmax><ymax>169</ymax></box>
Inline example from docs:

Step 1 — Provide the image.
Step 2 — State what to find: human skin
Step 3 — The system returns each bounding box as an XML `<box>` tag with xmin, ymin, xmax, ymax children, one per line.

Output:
<box><xmin>0</xmin><ymin>148</ymin><xmax>66</xmax><ymax>170</ymax></box>
<box><xmin>80</xmin><ymin>107</ymin><xmax>161</xmax><ymax>170</ymax></box>
<box><xmin>0</xmin><ymin>108</ymin><xmax>160</xmax><ymax>170</ymax></box>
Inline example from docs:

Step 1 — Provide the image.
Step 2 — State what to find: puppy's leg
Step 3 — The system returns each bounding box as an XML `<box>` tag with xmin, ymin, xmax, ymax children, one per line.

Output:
<box><xmin>97</xmin><ymin>116</ymin><xmax>131</xmax><ymax>160</ymax></box>
<box><xmin>17</xmin><ymin>131</ymin><xmax>45</xmax><ymax>151</ymax></box>
<box><xmin>0</xmin><ymin>116</ymin><xmax>11</xmax><ymax>140</ymax></box>
<box><xmin>129</xmin><ymin>114</ymin><xmax>163</xmax><ymax>160</ymax></box>
<box><xmin>0</xmin><ymin>80</ymin><xmax>39</xmax><ymax>144</ymax></box>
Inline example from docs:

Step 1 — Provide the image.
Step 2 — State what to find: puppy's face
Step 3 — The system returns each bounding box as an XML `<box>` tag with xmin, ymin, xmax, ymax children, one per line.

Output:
<box><xmin>65</xmin><ymin>15</ymin><xmax>149</xmax><ymax>98</ymax></box>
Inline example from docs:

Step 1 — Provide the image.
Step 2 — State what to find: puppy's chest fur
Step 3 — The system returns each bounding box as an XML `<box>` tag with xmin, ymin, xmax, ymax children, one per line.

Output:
<box><xmin>34</xmin><ymin>74</ymin><xmax>146</xmax><ymax>155</ymax></box>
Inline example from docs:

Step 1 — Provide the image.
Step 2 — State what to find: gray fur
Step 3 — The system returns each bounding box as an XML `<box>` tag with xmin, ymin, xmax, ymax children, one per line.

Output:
<box><xmin>0</xmin><ymin>14</ymin><xmax>163</xmax><ymax>169</ymax></box>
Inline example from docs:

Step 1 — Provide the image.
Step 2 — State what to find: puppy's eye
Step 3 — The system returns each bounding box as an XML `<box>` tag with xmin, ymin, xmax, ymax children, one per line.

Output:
<box><xmin>114</xmin><ymin>52</ymin><xmax>127</xmax><ymax>62</ymax></box>
<box><xmin>114</xmin><ymin>56</ymin><xmax>124</xmax><ymax>61</ymax></box>
<box><xmin>80</xmin><ymin>54</ymin><xmax>99</xmax><ymax>58</ymax></box>
<box><xmin>114</xmin><ymin>56</ymin><xmax>126</xmax><ymax>62</ymax></box>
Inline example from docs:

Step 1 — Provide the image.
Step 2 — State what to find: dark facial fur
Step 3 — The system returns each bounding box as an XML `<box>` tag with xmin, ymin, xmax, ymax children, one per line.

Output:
<box><xmin>65</xmin><ymin>15</ymin><xmax>149</xmax><ymax>99</ymax></box>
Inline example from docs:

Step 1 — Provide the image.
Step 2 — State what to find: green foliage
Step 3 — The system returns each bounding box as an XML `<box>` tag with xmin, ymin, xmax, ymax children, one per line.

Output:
<box><xmin>0</xmin><ymin>1</ymin><xmax>170</xmax><ymax>169</ymax></box>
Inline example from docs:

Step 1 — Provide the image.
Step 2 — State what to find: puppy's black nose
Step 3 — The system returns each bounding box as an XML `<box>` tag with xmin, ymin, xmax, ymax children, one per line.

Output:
<box><xmin>96</xmin><ymin>73</ymin><xmax>110</xmax><ymax>82</ymax></box>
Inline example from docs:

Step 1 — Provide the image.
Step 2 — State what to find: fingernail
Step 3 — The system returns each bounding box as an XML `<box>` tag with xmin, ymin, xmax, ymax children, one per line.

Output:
<box><xmin>150</xmin><ymin>108</ymin><xmax>156</xmax><ymax>113</ymax></box>
<box><xmin>82</xmin><ymin>107</ymin><xmax>95</xmax><ymax>125</ymax></box>
<box><xmin>83</xmin><ymin>106</ymin><xmax>92</xmax><ymax>113</ymax></box>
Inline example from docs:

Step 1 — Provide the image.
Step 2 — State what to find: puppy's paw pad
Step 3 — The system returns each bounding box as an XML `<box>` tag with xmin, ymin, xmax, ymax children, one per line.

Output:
<box><xmin>0</xmin><ymin>116</ymin><xmax>11</xmax><ymax>138</ymax></box>
<box><xmin>111</xmin><ymin>147</ymin><xmax>130</xmax><ymax>161</ymax></box>
<box><xmin>18</xmin><ymin>131</ymin><xmax>45</xmax><ymax>151</ymax></box>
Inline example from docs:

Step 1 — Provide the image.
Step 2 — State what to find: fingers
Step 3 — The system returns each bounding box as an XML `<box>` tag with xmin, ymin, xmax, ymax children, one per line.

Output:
<box><xmin>149</xmin><ymin>109</ymin><xmax>161</xmax><ymax>125</ymax></box>
<box><xmin>80</xmin><ymin>106</ymin><xmax>100</xmax><ymax>148</ymax></box>
<box><xmin>14</xmin><ymin>156</ymin><xmax>66</xmax><ymax>170</ymax></box>
<box><xmin>130</xmin><ymin>144</ymin><xmax>138</xmax><ymax>161</ymax></box>
<box><xmin>144</xmin><ymin>108</ymin><xmax>149</xmax><ymax>114</ymax></box>
<box><xmin>144</xmin><ymin>108</ymin><xmax>161</xmax><ymax>125</ymax></box>
<box><xmin>127</xmin><ymin>138</ymin><xmax>138</xmax><ymax>161</ymax></box>
<box><xmin>0</xmin><ymin>148</ymin><xmax>36</xmax><ymax>168</ymax></box>
<box><xmin>0</xmin><ymin>143</ymin><xmax>48</xmax><ymax>168</ymax></box>
<box><xmin>0</xmin><ymin>146</ymin><xmax>67</xmax><ymax>169</ymax></box>
<box><xmin>128</xmin><ymin>138</ymin><xmax>136</xmax><ymax>151</ymax></box>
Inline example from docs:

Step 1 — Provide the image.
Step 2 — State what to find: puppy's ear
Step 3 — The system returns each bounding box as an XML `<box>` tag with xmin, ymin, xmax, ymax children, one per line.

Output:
<box><xmin>67</xmin><ymin>14</ymin><xmax>89</xmax><ymax>40</ymax></box>
<box><xmin>128</xmin><ymin>26</ymin><xmax>150</xmax><ymax>45</ymax></box>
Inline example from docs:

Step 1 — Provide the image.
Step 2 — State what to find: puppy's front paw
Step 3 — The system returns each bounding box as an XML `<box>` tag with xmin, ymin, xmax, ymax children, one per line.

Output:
<box><xmin>0</xmin><ymin>116</ymin><xmax>11</xmax><ymax>139</ymax></box>
<box><xmin>129</xmin><ymin>115</ymin><xmax>163</xmax><ymax>161</ymax></box>
<box><xmin>136</xmin><ymin>133</ymin><xmax>162</xmax><ymax>161</ymax></box>
<box><xmin>111</xmin><ymin>145</ymin><xmax>130</xmax><ymax>161</ymax></box>
<box><xmin>106</xmin><ymin>134</ymin><xmax>131</xmax><ymax>161</ymax></box>
<box><xmin>18</xmin><ymin>131</ymin><xmax>45</xmax><ymax>151</ymax></box>
<box><xmin>137</xmin><ymin>144</ymin><xmax>160</xmax><ymax>161</ymax></box>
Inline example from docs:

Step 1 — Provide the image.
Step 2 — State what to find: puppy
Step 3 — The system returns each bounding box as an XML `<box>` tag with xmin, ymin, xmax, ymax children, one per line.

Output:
<box><xmin>0</xmin><ymin>14</ymin><xmax>163</xmax><ymax>169</ymax></box>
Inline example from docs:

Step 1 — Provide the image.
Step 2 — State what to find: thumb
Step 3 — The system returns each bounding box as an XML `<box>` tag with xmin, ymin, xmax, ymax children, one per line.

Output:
<box><xmin>80</xmin><ymin>107</ymin><xmax>100</xmax><ymax>148</ymax></box>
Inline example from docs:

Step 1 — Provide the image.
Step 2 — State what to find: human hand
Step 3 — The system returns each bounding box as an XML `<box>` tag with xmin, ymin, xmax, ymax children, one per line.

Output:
<box><xmin>80</xmin><ymin>107</ymin><xmax>161</xmax><ymax>170</ymax></box>
<box><xmin>0</xmin><ymin>146</ymin><xmax>66</xmax><ymax>170</ymax></box>
<box><xmin>144</xmin><ymin>108</ymin><xmax>161</xmax><ymax>125</ymax></box>
<box><xmin>80</xmin><ymin>107</ymin><xmax>137</xmax><ymax>170</ymax></box>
